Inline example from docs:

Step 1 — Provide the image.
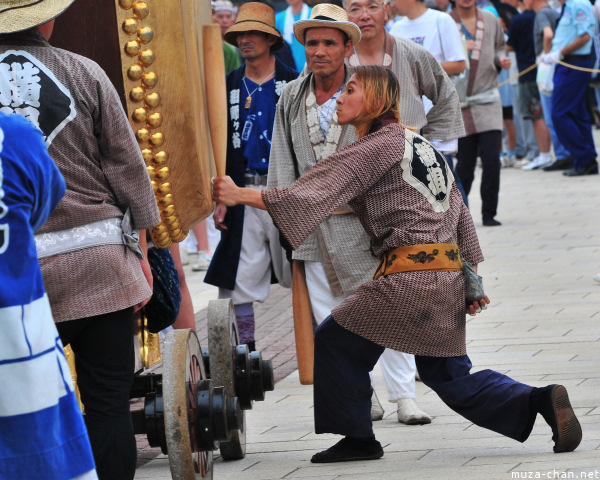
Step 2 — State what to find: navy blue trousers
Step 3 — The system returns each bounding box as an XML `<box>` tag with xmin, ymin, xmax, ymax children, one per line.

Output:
<box><xmin>552</xmin><ymin>61</ymin><xmax>597</xmax><ymax>169</ymax></box>
<box><xmin>314</xmin><ymin>317</ymin><xmax>536</xmax><ymax>442</ymax></box>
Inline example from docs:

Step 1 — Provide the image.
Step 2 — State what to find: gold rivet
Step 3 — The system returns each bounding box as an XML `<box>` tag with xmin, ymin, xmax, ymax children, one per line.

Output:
<box><xmin>164</xmin><ymin>215</ymin><xmax>178</xmax><ymax>225</ymax></box>
<box><xmin>157</xmin><ymin>182</ymin><xmax>171</xmax><ymax>196</ymax></box>
<box><xmin>155</xmin><ymin>231</ymin><xmax>170</xmax><ymax>242</ymax></box>
<box><xmin>129</xmin><ymin>86</ymin><xmax>145</xmax><ymax>102</ymax></box>
<box><xmin>145</xmin><ymin>92</ymin><xmax>161</xmax><ymax>108</ymax></box>
<box><xmin>146</xmin><ymin>165</ymin><xmax>156</xmax><ymax>177</ymax></box>
<box><xmin>150</xmin><ymin>181</ymin><xmax>158</xmax><ymax>193</ymax></box>
<box><xmin>172</xmin><ymin>230</ymin><xmax>188</xmax><ymax>243</ymax></box>
<box><xmin>124</xmin><ymin>40</ymin><xmax>140</xmax><ymax>57</ymax></box>
<box><xmin>155</xmin><ymin>166</ymin><xmax>170</xmax><ymax>180</ymax></box>
<box><xmin>133</xmin><ymin>1</ymin><xmax>150</xmax><ymax>19</ymax></box>
<box><xmin>159</xmin><ymin>194</ymin><xmax>173</xmax><ymax>206</ymax></box>
<box><xmin>142</xmin><ymin>72</ymin><xmax>158</xmax><ymax>89</ymax></box>
<box><xmin>153</xmin><ymin>224</ymin><xmax>167</xmax><ymax>235</ymax></box>
<box><xmin>153</xmin><ymin>151</ymin><xmax>168</xmax><ymax>166</ymax></box>
<box><xmin>141</xmin><ymin>148</ymin><xmax>153</xmax><ymax>163</ymax></box>
<box><xmin>139</xmin><ymin>49</ymin><xmax>155</xmax><ymax>66</ymax></box>
<box><xmin>119</xmin><ymin>0</ymin><xmax>134</xmax><ymax>9</ymax></box>
<box><xmin>147</xmin><ymin>112</ymin><xmax>163</xmax><ymax>128</ymax></box>
<box><xmin>149</xmin><ymin>132</ymin><xmax>164</xmax><ymax>147</ymax></box>
<box><xmin>132</xmin><ymin>107</ymin><xmax>147</xmax><ymax>123</ymax></box>
<box><xmin>155</xmin><ymin>239</ymin><xmax>172</xmax><ymax>249</ymax></box>
<box><xmin>137</xmin><ymin>128</ymin><xmax>150</xmax><ymax>143</ymax></box>
<box><xmin>163</xmin><ymin>204</ymin><xmax>176</xmax><ymax>216</ymax></box>
<box><xmin>138</xmin><ymin>26</ymin><xmax>154</xmax><ymax>44</ymax></box>
<box><xmin>127</xmin><ymin>64</ymin><xmax>143</xmax><ymax>81</ymax></box>
<box><xmin>122</xmin><ymin>18</ymin><xmax>139</xmax><ymax>35</ymax></box>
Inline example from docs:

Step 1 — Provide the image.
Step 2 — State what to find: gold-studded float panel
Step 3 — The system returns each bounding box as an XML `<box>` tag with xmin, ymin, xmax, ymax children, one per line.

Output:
<box><xmin>116</xmin><ymin>0</ymin><xmax>216</xmax><ymax>248</ymax></box>
<box><xmin>51</xmin><ymin>0</ymin><xmax>217</xmax><ymax>249</ymax></box>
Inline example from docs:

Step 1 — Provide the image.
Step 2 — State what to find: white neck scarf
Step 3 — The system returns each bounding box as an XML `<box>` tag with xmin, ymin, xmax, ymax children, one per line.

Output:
<box><xmin>283</xmin><ymin>3</ymin><xmax>309</xmax><ymax>45</ymax></box>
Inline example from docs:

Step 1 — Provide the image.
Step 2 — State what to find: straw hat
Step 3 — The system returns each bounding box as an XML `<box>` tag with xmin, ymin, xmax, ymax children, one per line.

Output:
<box><xmin>224</xmin><ymin>2</ymin><xmax>284</xmax><ymax>51</ymax></box>
<box><xmin>0</xmin><ymin>0</ymin><xmax>75</xmax><ymax>34</ymax></box>
<box><xmin>293</xmin><ymin>3</ymin><xmax>361</xmax><ymax>46</ymax></box>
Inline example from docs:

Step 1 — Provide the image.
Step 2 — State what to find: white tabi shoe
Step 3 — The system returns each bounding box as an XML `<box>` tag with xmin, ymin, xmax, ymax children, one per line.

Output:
<box><xmin>371</xmin><ymin>390</ymin><xmax>385</xmax><ymax>421</ymax></box>
<box><xmin>397</xmin><ymin>398</ymin><xmax>432</xmax><ymax>425</ymax></box>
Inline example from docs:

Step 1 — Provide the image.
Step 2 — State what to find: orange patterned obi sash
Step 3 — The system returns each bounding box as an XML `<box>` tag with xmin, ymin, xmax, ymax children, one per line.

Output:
<box><xmin>374</xmin><ymin>243</ymin><xmax>462</xmax><ymax>280</ymax></box>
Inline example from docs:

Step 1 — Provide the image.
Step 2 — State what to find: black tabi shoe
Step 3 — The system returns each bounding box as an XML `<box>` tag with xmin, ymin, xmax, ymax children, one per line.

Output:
<box><xmin>543</xmin><ymin>157</ymin><xmax>573</xmax><ymax>171</ymax></box>
<box><xmin>482</xmin><ymin>218</ymin><xmax>502</xmax><ymax>227</ymax></box>
<box><xmin>562</xmin><ymin>161</ymin><xmax>599</xmax><ymax>177</ymax></box>
<box><xmin>535</xmin><ymin>384</ymin><xmax>582</xmax><ymax>453</ymax></box>
<box><xmin>310</xmin><ymin>436</ymin><xmax>384</xmax><ymax>463</ymax></box>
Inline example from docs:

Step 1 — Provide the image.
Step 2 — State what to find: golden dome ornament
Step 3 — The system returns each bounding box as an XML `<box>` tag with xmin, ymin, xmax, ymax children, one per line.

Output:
<box><xmin>122</xmin><ymin>18</ymin><xmax>139</xmax><ymax>35</ymax></box>
<box><xmin>149</xmin><ymin>132</ymin><xmax>165</xmax><ymax>147</ymax></box>
<box><xmin>138</xmin><ymin>26</ymin><xmax>154</xmax><ymax>44</ymax></box>
<box><xmin>124</xmin><ymin>40</ymin><xmax>140</xmax><ymax>57</ymax></box>
<box><xmin>142</xmin><ymin>72</ymin><xmax>158</xmax><ymax>89</ymax></box>
<box><xmin>136</xmin><ymin>128</ymin><xmax>151</xmax><ymax>143</ymax></box>
<box><xmin>147</xmin><ymin>112</ymin><xmax>163</xmax><ymax>128</ymax></box>
<box><xmin>139</xmin><ymin>49</ymin><xmax>155</xmax><ymax>67</ymax></box>
<box><xmin>127</xmin><ymin>64</ymin><xmax>143</xmax><ymax>81</ymax></box>
<box><xmin>153</xmin><ymin>151</ymin><xmax>168</xmax><ymax>166</ymax></box>
<box><xmin>132</xmin><ymin>107</ymin><xmax>148</xmax><ymax>123</ymax></box>
<box><xmin>133</xmin><ymin>1</ymin><xmax>150</xmax><ymax>19</ymax></box>
<box><xmin>156</xmin><ymin>182</ymin><xmax>171</xmax><ymax>196</ymax></box>
<box><xmin>155</xmin><ymin>166</ymin><xmax>170</xmax><ymax>181</ymax></box>
<box><xmin>145</xmin><ymin>92</ymin><xmax>161</xmax><ymax>108</ymax></box>
<box><xmin>141</xmin><ymin>148</ymin><xmax>153</xmax><ymax>163</ymax></box>
<box><xmin>129</xmin><ymin>86</ymin><xmax>145</xmax><ymax>102</ymax></box>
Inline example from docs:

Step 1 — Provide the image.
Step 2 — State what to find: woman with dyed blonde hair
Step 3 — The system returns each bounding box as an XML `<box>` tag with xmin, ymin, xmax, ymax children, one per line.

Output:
<box><xmin>213</xmin><ymin>65</ymin><xmax>581</xmax><ymax>464</ymax></box>
<box><xmin>348</xmin><ymin>66</ymin><xmax>401</xmax><ymax>137</ymax></box>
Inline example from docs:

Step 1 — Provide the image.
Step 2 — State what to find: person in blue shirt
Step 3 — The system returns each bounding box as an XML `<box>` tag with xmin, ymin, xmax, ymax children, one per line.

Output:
<box><xmin>0</xmin><ymin>111</ymin><xmax>97</xmax><ymax>480</ymax></box>
<box><xmin>541</xmin><ymin>0</ymin><xmax>598</xmax><ymax>176</ymax></box>
<box><xmin>276</xmin><ymin>0</ymin><xmax>312</xmax><ymax>70</ymax></box>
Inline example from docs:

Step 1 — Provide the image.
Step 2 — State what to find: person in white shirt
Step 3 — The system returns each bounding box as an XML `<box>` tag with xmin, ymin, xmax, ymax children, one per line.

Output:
<box><xmin>390</xmin><ymin>0</ymin><xmax>467</xmax><ymax>187</ymax></box>
<box><xmin>389</xmin><ymin>0</ymin><xmax>469</xmax><ymax>207</ymax></box>
<box><xmin>390</xmin><ymin>0</ymin><xmax>466</xmax><ymax>76</ymax></box>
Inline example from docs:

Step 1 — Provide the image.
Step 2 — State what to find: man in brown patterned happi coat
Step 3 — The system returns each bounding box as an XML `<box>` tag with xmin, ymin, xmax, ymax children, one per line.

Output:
<box><xmin>0</xmin><ymin>3</ymin><xmax>161</xmax><ymax>478</ymax></box>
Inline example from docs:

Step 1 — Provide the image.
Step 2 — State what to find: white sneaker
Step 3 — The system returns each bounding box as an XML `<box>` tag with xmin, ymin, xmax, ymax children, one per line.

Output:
<box><xmin>371</xmin><ymin>390</ymin><xmax>385</xmax><ymax>421</ymax></box>
<box><xmin>397</xmin><ymin>398</ymin><xmax>432</xmax><ymax>425</ymax></box>
<box><xmin>191</xmin><ymin>251</ymin><xmax>212</xmax><ymax>271</ymax></box>
<box><xmin>513</xmin><ymin>158</ymin><xmax>530</xmax><ymax>168</ymax></box>
<box><xmin>522</xmin><ymin>156</ymin><xmax>553</xmax><ymax>170</ymax></box>
<box><xmin>594</xmin><ymin>273</ymin><xmax>600</xmax><ymax>284</ymax></box>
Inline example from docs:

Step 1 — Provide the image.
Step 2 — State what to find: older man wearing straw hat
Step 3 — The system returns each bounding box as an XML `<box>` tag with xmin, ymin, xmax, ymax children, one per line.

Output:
<box><xmin>204</xmin><ymin>2</ymin><xmax>298</xmax><ymax>352</ymax></box>
<box><xmin>0</xmin><ymin>1</ymin><xmax>161</xmax><ymax>479</ymax></box>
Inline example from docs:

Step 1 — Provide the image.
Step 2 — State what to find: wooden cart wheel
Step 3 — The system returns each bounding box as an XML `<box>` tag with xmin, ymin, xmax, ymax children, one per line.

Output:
<box><xmin>163</xmin><ymin>328</ymin><xmax>214</xmax><ymax>479</ymax></box>
<box><xmin>207</xmin><ymin>299</ymin><xmax>247</xmax><ymax>460</ymax></box>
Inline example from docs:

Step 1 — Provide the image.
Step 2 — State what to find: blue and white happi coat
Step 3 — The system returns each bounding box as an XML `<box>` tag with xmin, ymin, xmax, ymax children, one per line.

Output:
<box><xmin>0</xmin><ymin>112</ymin><xmax>96</xmax><ymax>480</ymax></box>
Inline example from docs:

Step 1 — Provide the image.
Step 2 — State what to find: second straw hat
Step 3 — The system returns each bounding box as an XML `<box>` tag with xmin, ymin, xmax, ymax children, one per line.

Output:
<box><xmin>223</xmin><ymin>2</ymin><xmax>284</xmax><ymax>51</ymax></box>
<box><xmin>293</xmin><ymin>4</ymin><xmax>361</xmax><ymax>46</ymax></box>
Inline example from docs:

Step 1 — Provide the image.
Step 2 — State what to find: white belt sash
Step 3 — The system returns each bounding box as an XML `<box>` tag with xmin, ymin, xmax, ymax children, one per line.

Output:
<box><xmin>34</xmin><ymin>209</ymin><xmax>143</xmax><ymax>259</ymax></box>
